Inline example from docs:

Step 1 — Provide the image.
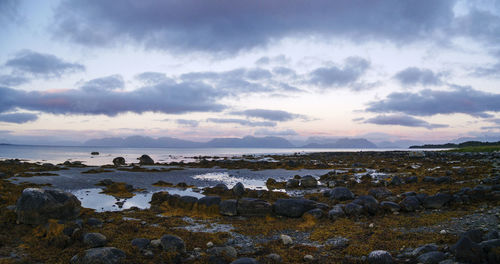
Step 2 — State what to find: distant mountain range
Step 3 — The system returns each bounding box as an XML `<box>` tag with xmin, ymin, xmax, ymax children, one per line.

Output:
<box><xmin>83</xmin><ymin>135</ymin><xmax>378</xmax><ymax>148</ymax></box>
<box><xmin>410</xmin><ymin>140</ymin><xmax>500</xmax><ymax>149</ymax></box>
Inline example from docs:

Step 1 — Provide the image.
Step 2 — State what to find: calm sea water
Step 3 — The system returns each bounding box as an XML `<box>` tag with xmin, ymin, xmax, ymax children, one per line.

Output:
<box><xmin>0</xmin><ymin>144</ymin><xmax>411</xmax><ymax>166</ymax></box>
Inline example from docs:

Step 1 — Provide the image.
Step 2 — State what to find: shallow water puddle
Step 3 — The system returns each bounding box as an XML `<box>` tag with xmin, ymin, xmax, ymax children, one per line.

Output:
<box><xmin>71</xmin><ymin>187</ymin><xmax>204</xmax><ymax>212</ymax></box>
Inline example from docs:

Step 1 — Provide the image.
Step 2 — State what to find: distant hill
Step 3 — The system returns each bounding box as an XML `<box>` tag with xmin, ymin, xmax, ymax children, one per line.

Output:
<box><xmin>205</xmin><ymin>136</ymin><xmax>294</xmax><ymax>148</ymax></box>
<box><xmin>301</xmin><ymin>138</ymin><xmax>377</xmax><ymax>148</ymax></box>
<box><xmin>410</xmin><ymin>140</ymin><xmax>500</xmax><ymax>149</ymax></box>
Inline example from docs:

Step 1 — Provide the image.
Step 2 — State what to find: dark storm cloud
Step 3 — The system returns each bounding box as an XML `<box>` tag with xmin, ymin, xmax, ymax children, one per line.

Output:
<box><xmin>0</xmin><ymin>79</ymin><xmax>225</xmax><ymax>116</ymax></box>
<box><xmin>80</xmin><ymin>75</ymin><xmax>124</xmax><ymax>92</ymax></box>
<box><xmin>364</xmin><ymin>114</ymin><xmax>448</xmax><ymax>129</ymax></box>
<box><xmin>5</xmin><ymin>50</ymin><xmax>85</xmax><ymax>78</ymax></box>
<box><xmin>307</xmin><ymin>57</ymin><xmax>370</xmax><ymax>89</ymax></box>
<box><xmin>232</xmin><ymin>109</ymin><xmax>307</xmax><ymax>122</ymax></box>
<box><xmin>0</xmin><ymin>75</ymin><xmax>30</xmax><ymax>86</ymax></box>
<box><xmin>366</xmin><ymin>86</ymin><xmax>500</xmax><ymax>118</ymax></box>
<box><xmin>52</xmin><ymin>0</ymin><xmax>456</xmax><ymax>53</ymax></box>
<box><xmin>394</xmin><ymin>67</ymin><xmax>442</xmax><ymax>86</ymax></box>
<box><xmin>0</xmin><ymin>112</ymin><xmax>38</xmax><ymax>124</ymax></box>
<box><xmin>206</xmin><ymin>118</ymin><xmax>276</xmax><ymax>127</ymax></box>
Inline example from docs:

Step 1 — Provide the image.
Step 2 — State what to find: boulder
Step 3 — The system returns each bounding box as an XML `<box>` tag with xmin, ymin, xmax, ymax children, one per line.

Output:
<box><xmin>300</xmin><ymin>175</ymin><xmax>318</xmax><ymax>188</ymax></box>
<box><xmin>237</xmin><ymin>198</ymin><xmax>272</xmax><ymax>217</ymax></box>
<box><xmin>411</xmin><ymin>244</ymin><xmax>438</xmax><ymax>256</ymax></box>
<box><xmin>83</xmin><ymin>233</ymin><xmax>107</xmax><ymax>248</ymax></box>
<box><xmin>160</xmin><ymin>234</ymin><xmax>185</xmax><ymax>253</ymax></box>
<box><xmin>328</xmin><ymin>205</ymin><xmax>345</xmax><ymax>220</ymax></box>
<box><xmin>112</xmin><ymin>157</ymin><xmax>126</xmax><ymax>166</ymax></box>
<box><xmin>435</xmin><ymin>176</ymin><xmax>451</xmax><ymax>184</ymax></box>
<box><xmin>178</xmin><ymin>196</ymin><xmax>198</xmax><ymax>209</ymax></box>
<box><xmin>405</xmin><ymin>176</ymin><xmax>418</xmax><ymax>184</ymax></box>
<box><xmin>220</xmin><ymin>199</ymin><xmax>238</xmax><ymax>216</ymax></box>
<box><xmin>265</xmin><ymin>253</ymin><xmax>282</xmax><ymax>263</ymax></box>
<box><xmin>138</xmin><ymin>154</ymin><xmax>154</xmax><ymax>165</ymax></box>
<box><xmin>131</xmin><ymin>238</ymin><xmax>150</xmax><ymax>250</ymax></box>
<box><xmin>353</xmin><ymin>195</ymin><xmax>379</xmax><ymax>215</ymax></box>
<box><xmin>91</xmin><ymin>152</ymin><xmax>99</xmax><ymax>155</ymax></box>
<box><xmin>343</xmin><ymin>203</ymin><xmax>363</xmax><ymax>217</ymax></box>
<box><xmin>208</xmin><ymin>246</ymin><xmax>238</xmax><ymax>259</ymax></box>
<box><xmin>16</xmin><ymin>188</ymin><xmax>81</xmax><ymax>225</ymax></box>
<box><xmin>380</xmin><ymin>201</ymin><xmax>400</xmax><ymax>212</ymax></box>
<box><xmin>304</xmin><ymin>208</ymin><xmax>324</xmax><ymax>219</ymax></box>
<box><xmin>273</xmin><ymin>198</ymin><xmax>317</xmax><ymax>218</ymax></box>
<box><xmin>286</xmin><ymin>179</ymin><xmax>300</xmax><ymax>188</ymax></box>
<box><xmin>70</xmin><ymin>247</ymin><xmax>126</xmax><ymax>264</ymax></box>
<box><xmin>197</xmin><ymin>196</ymin><xmax>221</xmax><ymax>208</ymax></box>
<box><xmin>230</xmin><ymin>257</ymin><xmax>259</xmax><ymax>264</ymax></box>
<box><xmin>232</xmin><ymin>182</ymin><xmax>245</xmax><ymax>197</ymax></box>
<box><xmin>451</xmin><ymin>236</ymin><xmax>483</xmax><ymax>264</ymax></box>
<box><xmin>368</xmin><ymin>188</ymin><xmax>392</xmax><ymax>199</ymax></box>
<box><xmin>325</xmin><ymin>237</ymin><xmax>349</xmax><ymax>248</ymax></box>
<box><xmin>416</xmin><ymin>251</ymin><xmax>445</xmax><ymax>264</ymax></box>
<box><xmin>367</xmin><ymin>250</ymin><xmax>393</xmax><ymax>264</ymax></box>
<box><xmin>422</xmin><ymin>193</ymin><xmax>452</xmax><ymax>209</ymax></box>
<box><xmin>326</xmin><ymin>187</ymin><xmax>355</xmax><ymax>201</ymax></box>
<box><xmin>390</xmin><ymin>176</ymin><xmax>403</xmax><ymax>186</ymax></box>
<box><xmin>462</xmin><ymin>229</ymin><xmax>483</xmax><ymax>243</ymax></box>
<box><xmin>399</xmin><ymin>196</ymin><xmax>421</xmax><ymax>212</ymax></box>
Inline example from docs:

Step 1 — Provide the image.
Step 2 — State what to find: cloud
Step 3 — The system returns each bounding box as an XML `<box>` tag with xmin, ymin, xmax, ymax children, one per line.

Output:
<box><xmin>366</xmin><ymin>86</ymin><xmax>500</xmax><ymax>118</ymax></box>
<box><xmin>394</xmin><ymin>67</ymin><xmax>442</xmax><ymax>86</ymax></box>
<box><xmin>175</xmin><ymin>119</ymin><xmax>199</xmax><ymax>127</ymax></box>
<box><xmin>135</xmin><ymin>72</ymin><xmax>173</xmax><ymax>85</ymax></box>
<box><xmin>254</xmin><ymin>128</ymin><xmax>298</xmax><ymax>136</ymax></box>
<box><xmin>206</xmin><ymin>118</ymin><xmax>276</xmax><ymax>127</ymax></box>
<box><xmin>473</xmin><ymin>62</ymin><xmax>500</xmax><ymax>78</ymax></box>
<box><xmin>0</xmin><ymin>75</ymin><xmax>30</xmax><ymax>86</ymax></box>
<box><xmin>5</xmin><ymin>50</ymin><xmax>85</xmax><ymax>78</ymax></box>
<box><xmin>364</xmin><ymin>114</ymin><xmax>448</xmax><ymax>129</ymax></box>
<box><xmin>0</xmin><ymin>0</ymin><xmax>21</xmax><ymax>26</ymax></box>
<box><xmin>272</xmin><ymin>67</ymin><xmax>296</xmax><ymax>77</ymax></box>
<box><xmin>307</xmin><ymin>57</ymin><xmax>370</xmax><ymax>90</ymax></box>
<box><xmin>0</xmin><ymin>78</ymin><xmax>226</xmax><ymax>116</ymax></box>
<box><xmin>232</xmin><ymin>109</ymin><xmax>307</xmax><ymax>122</ymax></box>
<box><xmin>52</xmin><ymin>0</ymin><xmax>456</xmax><ymax>53</ymax></box>
<box><xmin>255</xmin><ymin>55</ymin><xmax>289</xmax><ymax>65</ymax></box>
<box><xmin>0</xmin><ymin>112</ymin><xmax>38</xmax><ymax>124</ymax></box>
<box><xmin>80</xmin><ymin>75</ymin><xmax>124</xmax><ymax>92</ymax></box>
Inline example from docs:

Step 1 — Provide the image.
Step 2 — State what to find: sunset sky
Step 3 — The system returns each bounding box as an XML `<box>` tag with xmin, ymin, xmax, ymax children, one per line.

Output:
<box><xmin>1</xmin><ymin>0</ymin><xmax>500</xmax><ymax>145</ymax></box>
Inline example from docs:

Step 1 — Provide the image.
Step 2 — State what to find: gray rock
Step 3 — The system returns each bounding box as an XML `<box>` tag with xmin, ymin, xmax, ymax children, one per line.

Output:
<box><xmin>423</xmin><ymin>193</ymin><xmax>452</xmax><ymax>209</ymax></box>
<box><xmin>435</xmin><ymin>176</ymin><xmax>451</xmax><ymax>184</ymax></box>
<box><xmin>304</xmin><ymin>208</ymin><xmax>324</xmax><ymax>219</ymax></box>
<box><xmin>411</xmin><ymin>244</ymin><xmax>438</xmax><ymax>256</ymax></box>
<box><xmin>462</xmin><ymin>229</ymin><xmax>483</xmax><ymax>243</ymax></box>
<box><xmin>328</xmin><ymin>205</ymin><xmax>345</xmax><ymax>220</ymax></box>
<box><xmin>390</xmin><ymin>176</ymin><xmax>403</xmax><ymax>186</ymax></box>
<box><xmin>214</xmin><ymin>183</ymin><xmax>229</xmax><ymax>192</ymax></box>
<box><xmin>220</xmin><ymin>199</ymin><xmax>238</xmax><ymax>216</ymax></box>
<box><xmin>325</xmin><ymin>237</ymin><xmax>349</xmax><ymax>248</ymax></box>
<box><xmin>380</xmin><ymin>201</ymin><xmax>400</xmax><ymax>212</ymax></box>
<box><xmin>208</xmin><ymin>246</ymin><xmax>238</xmax><ymax>259</ymax></box>
<box><xmin>451</xmin><ymin>236</ymin><xmax>482</xmax><ymax>264</ymax></box>
<box><xmin>16</xmin><ymin>188</ymin><xmax>81</xmax><ymax>225</ymax></box>
<box><xmin>178</xmin><ymin>196</ymin><xmax>198</xmax><ymax>209</ymax></box>
<box><xmin>86</xmin><ymin>217</ymin><xmax>103</xmax><ymax>227</ymax></box>
<box><xmin>232</xmin><ymin>182</ymin><xmax>245</xmax><ymax>197</ymax></box>
<box><xmin>197</xmin><ymin>196</ymin><xmax>221</xmax><ymax>208</ymax></box>
<box><xmin>230</xmin><ymin>258</ymin><xmax>259</xmax><ymax>264</ymax></box>
<box><xmin>399</xmin><ymin>196</ymin><xmax>421</xmax><ymax>212</ymax></box>
<box><xmin>160</xmin><ymin>234</ymin><xmax>185</xmax><ymax>253</ymax></box>
<box><xmin>265</xmin><ymin>253</ymin><xmax>282</xmax><ymax>263</ymax></box>
<box><xmin>273</xmin><ymin>198</ymin><xmax>317</xmax><ymax>218</ymax></box>
<box><xmin>131</xmin><ymin>238</ymin><xmax>150</xmax><ymax>250</ymax></box>
<box><xmin>70</xmin><ymin>247</ymin><xmax>125</xmax><ymax>264</ymax></box>
<box><xmin>417</xmin><ymin>251</ymin><xmax>445</xmax><ymax>264</ymax></box>
<box><xmin>237</xmin><ymin>198</ymin><xmax>272</xmax><ymax>217</ymax></box>
<box><xmin>112</xmin><ymin>157</ymin><xmax>126</xmax><ymax>166</ymax></box>
<box><xmin>344</xmin><ymin>203</ymin><xmax>363</xmax><ymax>217</ymax></box>
<box><xmin>367</xmin><ymin>250</ymin><xmax>393</xmax><ymax>264</ymax></box>
<box><xmin>405</xmin><ymin>176</ymin><xmax>418</xmax><ymax>184</ymax></box>
<box><xmin>286</xmin><ymin>179</ymin><xmax>300</xmax><ymax>188</ymax></box>
<box><xmin>300</xmin><ymin>175</ymin><xmax>318</xmax><ymax>188</ymax></box>
<box><xmin>326</xmin><ymin>187</ymin><xmax>355</xmax><ymax>201</ymax></box>
<box><xmin>368</xmin><ymin>188</ymin><xmax>392</xmax><ymax>199</ymax></box>
<box><xmin>353</xmin><ymin>195</ymin><xmax>379</xmax><ymax>215</ymax></box>
<box><xmin>138</xmin><ymin>154</ymin><xmax>154</xmax><ymax>165</ymax></box>
<box><xmin>83</xmin><ymin>233</ymin><xmax>107</xmax><ymax>248</ymax></box>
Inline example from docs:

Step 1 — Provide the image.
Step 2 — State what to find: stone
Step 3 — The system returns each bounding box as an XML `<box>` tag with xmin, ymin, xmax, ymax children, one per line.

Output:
<box><xmin>208</xmin><ymin>246</ymin><xmax>238</xmax><ymax>259</ymax></box>
<box><xmin>411</xmin><ymin>244</ymin><xmax>438</xmax><ymax>256</ymax></box>
<box><xmin>405</xmin><ymin>176</ymin><xmax>418</xmax><ymax>184</ymax></box>
<box><xmin>368</xmin><ymin>188</ymin><xmax>392</xmax><ymax>199</ymax></box>
<box><xmin>198</xmin><ymin>196</ymin><xmax>221</xmax><ymax>208</ymax></box>
<box><xmin>273</xmin><ymin>198</ymin><xmax>317</xmax><ymax>218</ymax></box>
<box><xmin>353</xmin><ymin>195</ymin><xmax>379</xmax><ymax>215</ymax></box>
<box><xmin>417</xmin><ymin>251</ymin><xmax>445</xmax><ymax>264</ymax></box>
<box><xmin>343</xmin><ymin>203</ymin><xmax>363</xmax><ymax>217</ymax></box>
<box><xmin>462</xmin><ymin>229</ymin><xmax>483</xmax><ymax>243</ymax></box>
<box><xmin>112</xmin><ymin>157</ymin><xmax>126</xmax><ymax>166</ymax></box>
<box><xmin>328</xmin><ymin>205</ymin><xmax>345</xmax><ymax>220</ymax></box>
<box><xmin>206</xmin><ymin>241</ymin><xmax>214</xmax><ymax>248</ymax></box>
<box><xmin>435</xmin><ymin>176</ymin><xmax>451</xmax><ymax>184</ymax></box>
<box><xmin>265</xmin><ymin>253</ymin><xmax>282</xmax><ymax>263</ymax></box>
<box><xmin>304</xmin><ymin>208</ymin><xmax>324</xmax><ymax>219</ymax></box>
<box><xmin>451</xmin><ymin>236</ymin><xmax>482</xmax><ymax>264</ymax></box>
<box><xmin>367</xmin><ymin>250</ymin><xmax>393</xmax><ymax>264</ymax></box>
<box><xmin>83</xmin><ymin>233</ymin><xmax>107</xmax><ymax>248</ymax></box>
<box><xmin>232</xmin><ymin>182</ymin><xmax>245</xmax><ymax>197</ymax></box>
<box><xmin>86</xmin><ymin>217</ymin><xmax>103</xmax><ymax>227</ymax></box>
<box><xmin>219</xmin><ymin>199</ymin><xmax>238</xmax><ymax>216</ymax></box>
<box><xmin>303</xmin><ymin>255</ymin><xmax>314</xmax><ymax>261</ymax></box>
<box><xmin>390</xmin><ymin>176</ymin><xmax>403</xmax><ymax>186</ymax></box>
<box><xmin>280</xmin><ymin>234</ymin><xmax>293</xmax><ymax>245</ymax></box>
<box><xmin>423</xmin><ymin>193</ymin><xmax>452</xmax><ymax>209</ymax></box>
<box><xmin>237</xmin><ymin>198</ymin><xmax>272</xmax><ymax>217</ymax></box>
<box><xmin>91</xmin><ymin>152</ymin><xmax>99</xmax><ymax>155</ymax></box>
<box><xmin>326</xmin><ymin>187</ymin><xmax>355</xmax><ymax>201</ymax></box>
<box><xmin>160</xmin><ymin>234</ymin><xmax>185</xmax><ymax>253</ymax></box>
<box><xmin>177</xmin><ymin>196</ymin><xmax>198</xmax><ymax>209</ymax></box>
<box><xmin>286</xmin><ymin>179</ymin><xmax>300</xmax><ymax>188</ymax></box>
<box><xmin>16</xmin><ymin>188</ymin><xmax>81</xmax><ymax>225</ymax></box>
<box><xmin>230</xmin><ymin>258</ymin><xmax>259</xmax><ymax>264</ymax></box>
<box><xmin>150</xmin><ymin>239</ymin><xmax>161</xmax><ymax>248</ymax></box>
<box><xmin>423</xmin><ymin>176</ymin><xmax>438</xmax><ymax>183</ymax></box>
<box><xmin>325</xmin><ymin>237</ymin><xmax>349</xmax><ymax>248</ymax></box>
<box><xmin>380</xmin><ymin>201</ymin><xmax>400</xmax><ymax>212</ymax></box>
<box><xmin>138</xmin><ymin>154</ymin><xmax>154</xmax><ymax>165</ymax></box>
<box><xmin>300</xmin><ymin>175</ymin><xmax>318</xmax><ymax>188</ymax></box>
<box><xmin>399</xmin><ymin>196</ymin><xmax>421</xmax><ymax>212</ymax></box>
<box><xmin>70</xmin><ymin>247</ymin><xmax>126</xmax><ymax>264</ymax></box>
<box><xmin>214</xmin><ymin>183</ymin><xmax>229</xmax><ymax>192</ymax></box>
<box><xmin>131</xmin><ymin>238</ymin><xmax>150</xmax><ymax>250</ymax></box>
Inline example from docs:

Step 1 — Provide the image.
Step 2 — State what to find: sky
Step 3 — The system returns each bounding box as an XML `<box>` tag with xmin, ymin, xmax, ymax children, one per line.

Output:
<box><xmin>1</xmin><ymin>0</ymin><xmax>500</xmax><ymax>145</ymax></box>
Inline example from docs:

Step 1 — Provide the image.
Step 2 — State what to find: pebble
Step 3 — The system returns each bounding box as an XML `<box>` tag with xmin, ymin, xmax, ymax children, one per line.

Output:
<box><xmin>369</xmin><ymin>223</ymin><xmax>375</xmax><ymax>228</ymax></box>
<box><xmin>303</xmin><ymin>255</ymin><xmax>314</xmax><ymax>261</ymax></box>
<box><xmin>207</xmin><ymin>241</ymin><xmax>214</xmax><ymax>248</ymax></box>
<box><xmin>440</xmin><ymin>230</ymin><xmax>447</xmax><ymax>234</ymax></box>
<box><xmin>280</xmin><ymin>234</ymin><xmax>293</xmax><ymax>245</ymax></box>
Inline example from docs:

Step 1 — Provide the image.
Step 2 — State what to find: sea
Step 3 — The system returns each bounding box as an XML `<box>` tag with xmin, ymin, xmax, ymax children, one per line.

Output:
<box><xmin>0</xmin><ymin>144</ymin><xmax>413</xmax><ymax>166</ymax></box>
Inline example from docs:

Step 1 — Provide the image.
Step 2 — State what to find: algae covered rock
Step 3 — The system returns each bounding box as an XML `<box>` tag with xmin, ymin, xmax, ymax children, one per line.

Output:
<box><xmin>70</xmin><ymin>247</ymin><xmax>126</xmax><ymax>264</ymax></box>
<box><xmin>237</xmin><ymin>198</ymin><xmax>272</xmax><ymax>217</ymax></box>
<box><xmin>83</xmin><ymin>232</ymin><xmax>107</xmax><ymax>248</ymax></box>
<box><xmin>220</xmin><ymin>199</ymin><xmax>238</xmax><ymax>216</ymax></box>
<box><xmin>273</xmin><ymin>198</ymin><xmax>317</xmax><ymax>218</ymax></box>
<box><xmin>230</xmin><ymin>257</ymin><xmax>259</xmax><ymax>264</ymax></box>
<box><xmin>325</xmin><ymin>187</ymin><xmax>355</xmax><ymax>201</ymax></box>
<box><xmin>367</xmin><ymin>250</ymin><xmax>393</xmax><ymax>264</ymax></box>
<box><xmin>300</xmin><ymin>175</ymin><xmax>318</xmax><ymax>188</ymax></box>
<box><xmin>138</xmin><ymin>154</ymin><xmax>154</xmax><ymax>165</ymax></box>
<box><xmin>160</xmin><ymin>234</ymin><xmax>185</xmax><ymax>253</ymax></box>
<box><xmin>112</xmin><ymin>157</ymin><xmax>126</xmax><ymax>166</ymax></box>
<box><xmin>16</xmin><ymin>188</ymin><xmax>81</xmax><ymax>225</ymax></box>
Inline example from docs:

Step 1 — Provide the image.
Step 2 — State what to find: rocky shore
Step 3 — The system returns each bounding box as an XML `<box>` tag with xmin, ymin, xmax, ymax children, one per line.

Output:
<box><xmin>0</xmin><ymin>151</ymin><xmax>499</xmax><ymax>263</ymax></box>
